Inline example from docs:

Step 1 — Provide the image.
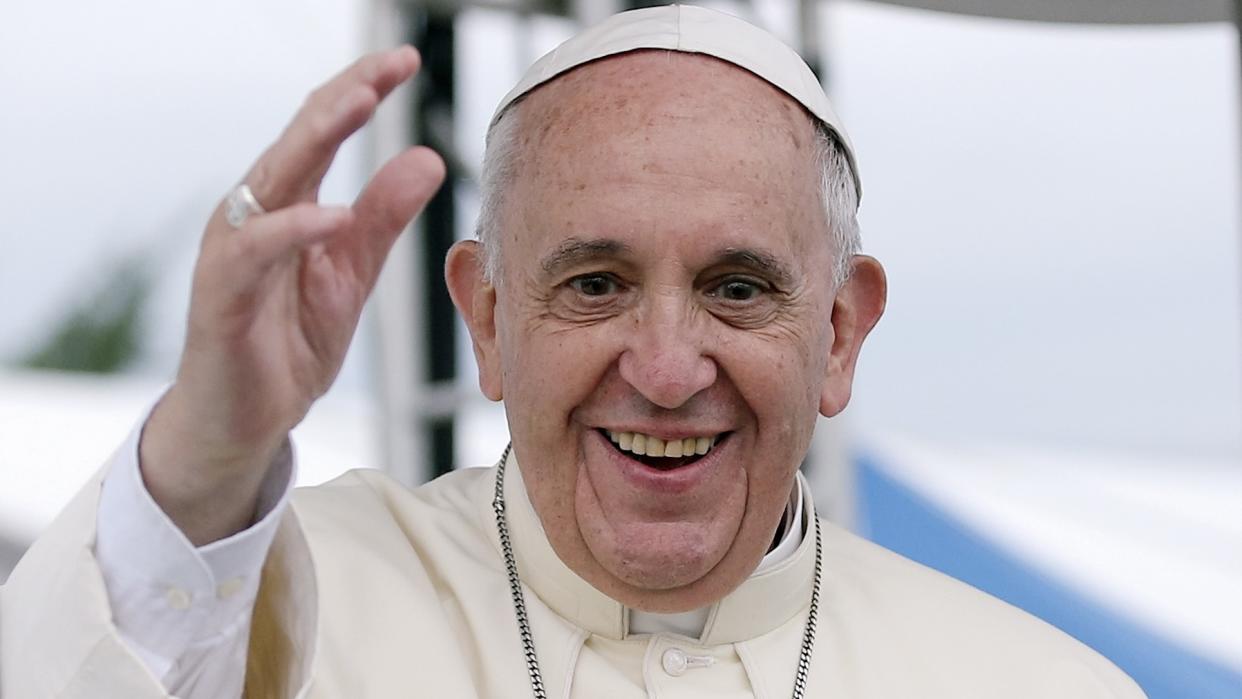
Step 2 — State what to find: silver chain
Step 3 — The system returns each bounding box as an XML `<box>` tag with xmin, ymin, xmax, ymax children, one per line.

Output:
<box><xmin>492</xmin><ymin>444</ymin><xmax>548</xmax><ymax>699</ymax></box>
<box><xmin>492</xmin><ymin>444</ymin><xmax>823</xmax><ymax>699</ymax></box>
<box><xmin>793</xmin><ymin>511</ymin><xmax>823</xmax><ymax>697</ymax></box>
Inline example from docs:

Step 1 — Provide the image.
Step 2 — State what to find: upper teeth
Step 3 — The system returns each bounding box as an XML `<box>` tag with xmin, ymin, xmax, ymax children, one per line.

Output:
<box><xmin>606</xmin><ymin>430</ymin><xmax>718</xmax><ymax>458</ymax></box>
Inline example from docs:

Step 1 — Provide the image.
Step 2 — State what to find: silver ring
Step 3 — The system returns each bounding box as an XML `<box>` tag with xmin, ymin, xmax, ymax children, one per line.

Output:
<box><xmin>224</xmin><ymin>183</ymin><xmax>267</xmax><ymax>228</ymax></box>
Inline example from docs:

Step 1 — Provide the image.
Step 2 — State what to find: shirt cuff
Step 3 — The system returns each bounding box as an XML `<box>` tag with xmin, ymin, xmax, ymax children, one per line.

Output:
<box><xmin>93</xmin><ymin>397</ymin><xmax>296</xmax><ymax>679</ymax></box>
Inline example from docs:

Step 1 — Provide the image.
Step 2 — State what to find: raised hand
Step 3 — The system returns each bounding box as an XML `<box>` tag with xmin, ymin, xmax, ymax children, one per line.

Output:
<box><xmin>140</xmin><ymin>48</ymin><xmax>445</xmax><ymax>545</ymax></box>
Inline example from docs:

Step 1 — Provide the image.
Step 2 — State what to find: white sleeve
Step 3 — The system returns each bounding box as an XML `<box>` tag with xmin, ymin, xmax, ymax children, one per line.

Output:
<box><xmin>93</xmin><ymin>413</ymin><xmax>296</xmax><ymax>699</ymax></box>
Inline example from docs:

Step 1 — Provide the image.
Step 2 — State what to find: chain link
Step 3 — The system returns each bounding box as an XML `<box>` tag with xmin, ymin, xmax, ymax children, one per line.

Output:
<box><xmin>493</xmin><ymin>444</ymin><xmax>548</xmax><ymax>699</ymax></box>
<box><xmin>491</xmin><ymin>444</ymin><xmax>822</xmax><ymax>699</ymax></box>
<box><xmin>790</xmin><ymin>514</ymin><xmax>823</xmax><ymax>697</ymax></box>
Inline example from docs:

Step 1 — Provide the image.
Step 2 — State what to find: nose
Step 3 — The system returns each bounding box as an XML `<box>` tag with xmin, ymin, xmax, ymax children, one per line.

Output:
<box><xmin>617</xmin><ymin>298</ymin><xmax>717</xmax><ymax>409</ymax></box>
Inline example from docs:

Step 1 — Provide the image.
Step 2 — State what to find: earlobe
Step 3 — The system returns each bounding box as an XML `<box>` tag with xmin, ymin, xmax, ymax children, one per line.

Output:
<box><xmin>819</xmin><ymin>255</ymin><xmax>887</xmax><ymax>418</ymax></box>
<box><xmin>445</xmin><ymin>241</ymin><xmax>504</xmax><ymax>401</ymax></box>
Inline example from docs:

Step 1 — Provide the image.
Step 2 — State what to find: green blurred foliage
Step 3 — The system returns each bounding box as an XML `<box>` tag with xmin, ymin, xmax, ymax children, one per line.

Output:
<box><xmin>19</xmin><ymin>259</ymin><xmax>149</xmax><ymax>374</ymax></box>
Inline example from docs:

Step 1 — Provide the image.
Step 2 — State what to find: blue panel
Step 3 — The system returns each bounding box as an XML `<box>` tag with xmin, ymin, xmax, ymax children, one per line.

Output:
<box><xmin>855</xmin><ymin>452</ymin><xmax>1242</xmax><ymax>699</ymax></box>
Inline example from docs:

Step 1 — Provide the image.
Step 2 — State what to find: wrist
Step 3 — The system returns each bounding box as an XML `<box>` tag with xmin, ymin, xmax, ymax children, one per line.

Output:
<box><xmin>138</xmin><ymin>389</ymin><xmax>289</xmax><ymax>546</ymax></box>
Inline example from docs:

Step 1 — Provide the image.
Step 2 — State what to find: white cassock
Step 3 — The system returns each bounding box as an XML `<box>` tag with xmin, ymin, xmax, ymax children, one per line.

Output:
<box><xmin>2</xmin><ymin>435</ymin><xmax>1144</xmax><ymax>698</ymax></box>
<box><xmin>0</xmin><ymin>9</ymin><xmax>1149</xmax><ymax>693</ymax></box>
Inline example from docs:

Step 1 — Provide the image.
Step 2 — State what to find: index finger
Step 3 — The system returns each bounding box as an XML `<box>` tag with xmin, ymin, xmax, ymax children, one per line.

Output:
<box><xmin>239</xmin><ymin>47</ymin><xmax>422</xmax><ymax>214</ymax></box>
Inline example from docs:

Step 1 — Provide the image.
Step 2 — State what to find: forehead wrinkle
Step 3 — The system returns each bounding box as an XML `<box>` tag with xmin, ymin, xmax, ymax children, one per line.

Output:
<box><xmin>539</xmin><ymin>237</ymin><xmax>634</xmax><ymax>277</ymax></box>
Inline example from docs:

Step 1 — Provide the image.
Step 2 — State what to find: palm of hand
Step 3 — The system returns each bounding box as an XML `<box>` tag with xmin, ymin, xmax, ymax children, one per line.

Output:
<box><xmin>143</xmin><ymin>48</ymin><xmax>444</xmax><ymax>543</ymax></box>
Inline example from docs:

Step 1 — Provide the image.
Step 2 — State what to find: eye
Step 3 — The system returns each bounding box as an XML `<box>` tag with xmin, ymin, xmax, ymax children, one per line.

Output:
<box><xmin>568</xmin><ymin>274</ymin><xmax>620</xmax><ymax>297</ymax></box>
<box><xmin>710</xmin><ymin>277</ymin><xmax>766</xmax><ymax>302</ymax></box>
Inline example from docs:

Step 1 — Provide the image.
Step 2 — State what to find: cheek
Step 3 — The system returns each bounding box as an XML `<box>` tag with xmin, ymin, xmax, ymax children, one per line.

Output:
<box><xmin>731</xmin><ymin>316</ymin><xmax>827</xmax><ymax>392</ymax></box>
<box><xmin>499</xmin><ymin>311</ymin><xmax>620</xmax><ymax>436</ymax></box>
<box><xmin>723</xmin><ymin>326</ymin><xmax>828</xmax><ymax>449</ymax></box>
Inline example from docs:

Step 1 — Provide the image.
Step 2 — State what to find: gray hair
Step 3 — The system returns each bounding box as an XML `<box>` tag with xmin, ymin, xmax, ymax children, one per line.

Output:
<box><xmin>475</xmin><ymin>105</ymin><xmax>861</xmax><ymax>286</ymax></box>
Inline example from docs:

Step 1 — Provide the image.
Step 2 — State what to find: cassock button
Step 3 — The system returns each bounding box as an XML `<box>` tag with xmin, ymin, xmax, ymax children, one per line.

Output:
<box><xmin>166</xmin><ymin>587</ymin><xmax>192</xmax><ymax>610</ymax></box>
<box><xmin>661</xmin><ymin>647</ymin><xmax>715</xmax><ymax>676</ymax></box>
<box><xmin>662</xmin><ymin>648</ymin><xmax>690</xmax><ymax>676</ymax></box>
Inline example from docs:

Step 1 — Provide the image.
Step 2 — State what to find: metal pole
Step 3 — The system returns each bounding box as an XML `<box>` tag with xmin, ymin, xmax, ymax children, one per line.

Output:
<box><xmin>369</xmin><ymin>0</ymin><xmax>429</xmax><ymax>488</ymax></box>
<box><xmin>799</xmin><ymin>0</ymin><xmax>824</xmax><ymax>82</ymax></box>
<box><xmin>1235</xmin><ymin>0</ymin><xmax>1242</xmax><ymax>452</ymax></box>
<box><xmin>411</xmin><ymin>7</ymin><xmax>461</xmax><ymax>481</ymax></box>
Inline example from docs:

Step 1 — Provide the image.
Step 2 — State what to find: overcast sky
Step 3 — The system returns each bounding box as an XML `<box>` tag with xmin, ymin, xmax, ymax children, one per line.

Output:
<box><xmin>1</xmin><ymin>0</ymin><xmax>1239</xmax><ymax>459</ymax></box>
<box><xmin>825</xmin><ymin>3</ymin><xmax>1241</xmax><ymax>458</ymax></box>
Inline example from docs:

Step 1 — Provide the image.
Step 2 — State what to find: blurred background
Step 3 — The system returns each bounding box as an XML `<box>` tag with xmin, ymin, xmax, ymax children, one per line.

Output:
<box><xmin>1</xmin><ymin>0</ymin><xmax>1239</xmax><ymax>696</ymax></box>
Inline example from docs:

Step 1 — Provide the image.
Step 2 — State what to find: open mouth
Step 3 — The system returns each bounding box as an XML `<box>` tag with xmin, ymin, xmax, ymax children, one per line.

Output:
<box><xmin>598</xmin><ymin>429</ymin><xmax>728</xmax><ymax>471</ymax></box>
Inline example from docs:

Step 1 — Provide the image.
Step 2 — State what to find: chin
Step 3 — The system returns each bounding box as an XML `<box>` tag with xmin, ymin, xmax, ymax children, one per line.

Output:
<box><xmin>588</xmin><ymin>519</ymin><xmax>728</xmax><ymax>592</ymax></box>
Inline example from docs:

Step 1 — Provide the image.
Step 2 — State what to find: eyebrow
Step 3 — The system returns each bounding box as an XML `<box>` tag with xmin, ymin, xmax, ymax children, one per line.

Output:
<box><xmin>710</xmin><ymin>248</ymin><xmax>795</xmax><ymax>286</ymax></box>
<box><xmin>539</xmin><ymin>238</ymin><xmax>633</xmax><ymax>277</ymax></box>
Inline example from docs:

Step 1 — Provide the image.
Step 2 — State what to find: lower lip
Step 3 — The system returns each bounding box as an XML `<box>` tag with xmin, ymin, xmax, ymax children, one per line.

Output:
<box><xmin>589</xmin><ymin>430</ymin><xmax>724</xmax><ymax>495</ymax></box>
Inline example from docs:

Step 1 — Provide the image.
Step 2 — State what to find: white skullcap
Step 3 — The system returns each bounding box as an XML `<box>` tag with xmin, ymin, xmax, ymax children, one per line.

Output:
<box><xmin>490</xmin><ymin>3</ymin><xmax>862</xmax><ymax>199</ymax></box>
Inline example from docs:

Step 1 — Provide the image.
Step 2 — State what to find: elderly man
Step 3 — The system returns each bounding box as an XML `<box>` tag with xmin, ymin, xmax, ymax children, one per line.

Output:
<box><xmin>2</xmin><ymin>5</ymin><xmax>1142</xmax><ymax>698</ymax></box>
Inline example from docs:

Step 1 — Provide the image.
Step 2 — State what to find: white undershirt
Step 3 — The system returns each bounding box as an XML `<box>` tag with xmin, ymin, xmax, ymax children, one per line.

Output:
<box><xmin>94</xmin><ymin>415</ymin><xmax>294</xmax><ymax>699</ymax></box>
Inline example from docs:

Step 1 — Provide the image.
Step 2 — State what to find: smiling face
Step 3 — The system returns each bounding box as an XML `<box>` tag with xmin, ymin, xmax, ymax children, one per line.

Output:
<box><xmin>447</xmin><ymin>51</ymin><xmax>885</xmax><ymax>612</ymax></box>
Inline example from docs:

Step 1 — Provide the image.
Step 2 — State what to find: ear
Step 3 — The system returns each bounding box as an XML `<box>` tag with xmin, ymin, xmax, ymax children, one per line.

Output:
<box><xmin>820</xmin><ymin>255</ymin><xmax>887</xmax><ymax>418</ymax></box>
<box><xmin>445</xmin><ymin>240</ymin><xmax>503</xmax><ymax>401</ymax></box>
